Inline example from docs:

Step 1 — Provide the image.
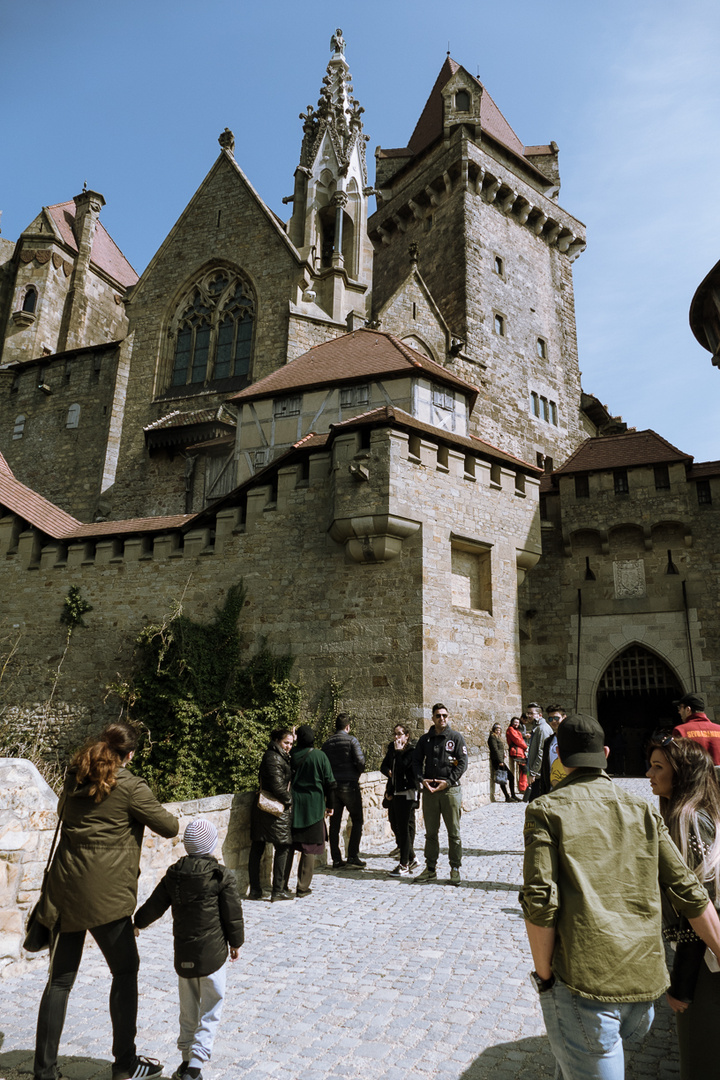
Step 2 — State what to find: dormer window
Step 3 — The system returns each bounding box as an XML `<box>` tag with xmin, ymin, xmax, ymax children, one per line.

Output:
<box><xmin>455</xmin><ymin>90</ymin><xmax>470</xmax><ymax>111</ymax></box>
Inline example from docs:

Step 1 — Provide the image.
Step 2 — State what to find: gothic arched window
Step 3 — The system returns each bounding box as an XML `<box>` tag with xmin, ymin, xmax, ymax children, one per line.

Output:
<box><xmin>169</xmin><ymin>269</ymin><xmax>255</xmax><ymax>392</ymax></box>
<box><xmin>22</xmin><ymin>286</ymin><xmax>38</xmax><ymax>313</ymax></box>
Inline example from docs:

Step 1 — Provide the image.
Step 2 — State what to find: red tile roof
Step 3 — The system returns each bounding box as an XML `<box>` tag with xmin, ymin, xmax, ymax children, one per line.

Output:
<box><xmin>0</xmin><ymin>466</ymin><xmax>81</xmax><ymax>538</ymax></box>
<box><xmin>553</xmin><ymin>430</ymin><xmax>691</xmax><ymax>475</ymax></box>
<box><xmin>0</xmin><ymin>456</ymin><xmax>191</xmax><ymax>540</ymax></box>
<box><xmin>378</xmin><ymin>57</ymin><xmax>550</xmax><ymax>183</ymax></box>
<box><xmin>46</xmin><ymin>202</ymin><xmax>138</xmax><ymax>289</ymax></box>
<box><xmin>144</xmin><ymin>405</ymin><xmax>236</xmax><ymax>432</ymax></box>
<box><xmin>688</xmin><ymin>460</ymin><xmax>720</xmax><ymax>479</ymax></box>
<box><xmin>327</xmin><ymin>405</ymin><xmax>539</xmax><ymax>472</ymax></box>
<box><xmin>229</xmin><ymin>329</ymin><xmax>478</xmax><ymax>404</ymax></box>
<box><xmin>67</xmin><ymin>516</ymin><xmax>193</xmax><ymax>538</ymax></box>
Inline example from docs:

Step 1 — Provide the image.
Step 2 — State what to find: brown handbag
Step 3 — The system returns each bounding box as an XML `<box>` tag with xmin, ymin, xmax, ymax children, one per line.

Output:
<box><xmin>257</xmin><ymin>789</ymin><xmax>285</xmax><ymax>817</ymax></box>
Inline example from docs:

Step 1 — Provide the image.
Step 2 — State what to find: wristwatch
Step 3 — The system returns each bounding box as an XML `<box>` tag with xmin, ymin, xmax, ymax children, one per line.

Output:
<box><xmin>530</xmin><ymin>970</ymin><xmax>555</xmax><ymax>994</ymax></box>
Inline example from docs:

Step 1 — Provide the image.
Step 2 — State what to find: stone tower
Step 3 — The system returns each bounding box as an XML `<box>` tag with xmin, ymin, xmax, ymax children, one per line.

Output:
<box><xmin>287</xmin><ymin>29</ymin><xmax>373</xmax><ymax>325</ymax></box>
<box><xmin>369</xmin><ymin>58</ymin><xmax>588</xmax><ymax>470</ymax></box>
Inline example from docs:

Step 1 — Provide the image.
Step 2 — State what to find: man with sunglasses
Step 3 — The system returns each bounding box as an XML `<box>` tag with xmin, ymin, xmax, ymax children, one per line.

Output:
<box><xmin>412</xmin><ymin>704</ymin><xmax>467</xmax><ymax>884</ymax></box>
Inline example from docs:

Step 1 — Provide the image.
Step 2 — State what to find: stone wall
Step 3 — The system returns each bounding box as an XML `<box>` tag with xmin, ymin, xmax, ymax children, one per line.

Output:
<box><xmin>0</xmin><ymin>756</ymin><xmax>490</xmax><ymax>977</ymax></box>
<box><xmin>0</xmin><ymin>343</ymin><xmax>123</xmax><ymax>520</ymax></box>
<box><xmin>0</xmin><ymin>418</ymin><xmax>539</xmax><ymax>763</ymax></box>
<box><xmin>520</xmin><ymin>465</ymin><xmax>720</xmax><ymax>728</ymax></box>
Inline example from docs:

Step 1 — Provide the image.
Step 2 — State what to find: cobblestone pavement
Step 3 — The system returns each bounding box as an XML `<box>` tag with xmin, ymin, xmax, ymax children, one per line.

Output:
<box><xmin>0</xmin><ymin>778</ymin><xmax>679</xmax><ymax>1080</ymax></box>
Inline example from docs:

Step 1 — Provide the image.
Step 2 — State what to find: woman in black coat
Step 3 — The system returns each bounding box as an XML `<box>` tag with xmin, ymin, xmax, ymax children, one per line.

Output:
<box><xmin>247</xmin><ymin>728</ymin><xmax>294</xmax><ymax>902</ymax></box>
<box><xmin>380</xmin><ymin>724</ymin><xmax>419</xmax><ymax>876</ymax></box>
<box><xmin>488</xmin><ymin>723</ymin><xmax>514</xmax><ymax>801</ymax></box>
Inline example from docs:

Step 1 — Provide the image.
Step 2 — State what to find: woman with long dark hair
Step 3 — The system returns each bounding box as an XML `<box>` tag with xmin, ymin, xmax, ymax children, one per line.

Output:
<box><xmin>380</xmin><ymin>723</ymin><xmax>419</xmax><ymax>876</ymax></box>
<box><xmin>247</xmin><ymin>727</ymin><xmax>294</xmax><ymax>902</ymax></box>
<box><xmin>646</xmin><ymin>736</ymin><xmax>720</xmax><ymax>1079</ymax></box>
<box><xmin>34</xmin><ymin>722</ymin><xmax>179</xmax><ymax>1080</ymax></box>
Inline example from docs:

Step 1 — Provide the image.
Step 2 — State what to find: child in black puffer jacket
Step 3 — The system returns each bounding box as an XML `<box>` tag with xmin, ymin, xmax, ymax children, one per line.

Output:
<box><xmin>134</xmin><ymin>819</ymin><xmax>244</xmax><ymax>1080</ymax></box>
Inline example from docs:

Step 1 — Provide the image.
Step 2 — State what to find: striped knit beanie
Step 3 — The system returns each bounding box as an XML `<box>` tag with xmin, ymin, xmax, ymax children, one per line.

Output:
<box><xmin>183</xmin><ymin>819</ymin><xmax>218</xmax><ymax>856</ymax></box>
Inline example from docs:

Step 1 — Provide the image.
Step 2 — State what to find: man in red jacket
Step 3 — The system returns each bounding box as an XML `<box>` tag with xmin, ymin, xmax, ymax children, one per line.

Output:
<box><xmin>671</xmin><ymin>693</ymin><xmax>720</xmax><ymax>765</ymax></box>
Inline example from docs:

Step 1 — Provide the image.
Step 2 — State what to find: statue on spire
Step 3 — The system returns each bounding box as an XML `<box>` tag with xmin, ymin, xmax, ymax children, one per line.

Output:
<box><xmin>330</xmin><ymin>28</ymin><xmax>346</xmax><ymax>56</ymax></box>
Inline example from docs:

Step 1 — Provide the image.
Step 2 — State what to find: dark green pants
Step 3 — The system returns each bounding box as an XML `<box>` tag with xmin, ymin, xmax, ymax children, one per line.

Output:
<box><xmin>422</xmin><ymin>785</ymin><xmax>462</xmax><ymax>869</ymax></box>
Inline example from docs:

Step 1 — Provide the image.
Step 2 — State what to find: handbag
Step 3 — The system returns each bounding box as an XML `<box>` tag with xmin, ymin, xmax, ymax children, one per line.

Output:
<box><xmin>495</xmin><ymin>765</ymin><xmax>509</xmax><ymax>784</ymax></box>
<box><xmin>257</xmin><ymin>789</ymin><xmax>285</xmax><ymax>817</ymax></box>
<box><xmin>23</xmin><ymin>812</ymin><xmax>62</xmax><ymax>953</ymax></box>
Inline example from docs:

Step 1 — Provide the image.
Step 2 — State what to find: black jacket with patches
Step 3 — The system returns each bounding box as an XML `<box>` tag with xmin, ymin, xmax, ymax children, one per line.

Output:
<box><xmin>413</xmin><ymin>726</ymin><xmax>468</xmax><ymax>786</ymax></box>
<box><xmin>134</xmin><ymin>854</ymin><xmax>244</xmax><ymax>978</ymax></box>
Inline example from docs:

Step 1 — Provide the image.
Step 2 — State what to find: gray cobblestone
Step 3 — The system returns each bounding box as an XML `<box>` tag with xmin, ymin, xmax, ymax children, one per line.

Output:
<box><xmin>0</xmin><ymin>779</ymin><xmax>678</xmax><ymax>1079</ymax></box>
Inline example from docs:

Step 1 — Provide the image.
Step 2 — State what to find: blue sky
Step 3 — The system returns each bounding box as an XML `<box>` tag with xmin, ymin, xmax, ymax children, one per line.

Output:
<box><xmin>2</xmin><ymin>0</ymin><xmax>719</xmax><ymax>459</ymax></box>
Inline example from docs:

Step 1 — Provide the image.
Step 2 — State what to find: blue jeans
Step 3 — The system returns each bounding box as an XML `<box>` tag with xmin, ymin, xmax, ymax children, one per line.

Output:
<box><xmin>540</xmin><ymin>977</ymin><xmax>654</xmax><ymax>1080</ymax></box>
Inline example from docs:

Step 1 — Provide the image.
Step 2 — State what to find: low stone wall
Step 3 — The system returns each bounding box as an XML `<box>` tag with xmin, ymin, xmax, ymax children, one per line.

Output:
<box><xmin>0</xmin><ymin>755</ymin><xmax>490</xmax><ymax>976</ymax></box>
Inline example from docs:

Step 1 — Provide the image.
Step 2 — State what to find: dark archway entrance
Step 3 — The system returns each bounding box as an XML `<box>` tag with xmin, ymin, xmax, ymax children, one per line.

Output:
<box><xmin>596</xmin><ymin>645</ymin><xmax>683</xmax><ymax>776</ymax></box>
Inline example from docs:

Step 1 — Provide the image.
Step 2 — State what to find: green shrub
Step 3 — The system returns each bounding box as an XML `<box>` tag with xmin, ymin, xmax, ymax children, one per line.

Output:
<box><xmin>116</xmin><ymin>582</ymin><xmax>302</xmax><ymax>801</ymax></box>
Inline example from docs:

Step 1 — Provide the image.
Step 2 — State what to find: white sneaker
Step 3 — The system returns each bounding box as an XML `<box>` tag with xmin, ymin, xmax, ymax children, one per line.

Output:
<box><xmin>389</xmin><ymin>864</ymin><xmax>410</xmax><ymax>876</ymax></box>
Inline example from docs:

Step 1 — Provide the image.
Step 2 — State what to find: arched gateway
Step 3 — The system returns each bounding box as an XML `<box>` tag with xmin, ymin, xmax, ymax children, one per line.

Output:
<box><xmin>596</xmin><ymin>645</ymin><xmax>683</xmax><ymax>776</ymax></box>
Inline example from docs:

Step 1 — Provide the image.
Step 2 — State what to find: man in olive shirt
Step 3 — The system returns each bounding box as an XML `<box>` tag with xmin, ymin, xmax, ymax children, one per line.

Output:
<box><xmin>520</xmin><ymin>713</ymin><xmax>720</xmax><ymax>1080</ymax></box>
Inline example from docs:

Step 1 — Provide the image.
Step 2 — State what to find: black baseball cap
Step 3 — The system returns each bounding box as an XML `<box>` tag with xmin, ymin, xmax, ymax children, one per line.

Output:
<box><xmin>673</xmin><ymin>693</ymin><xmax>705</xmax><ymax>711</ymax></box>
<box><xmin>556</xmin><ymin>713</ymin><xmax>607</xmax><ymax>769</ymax></box>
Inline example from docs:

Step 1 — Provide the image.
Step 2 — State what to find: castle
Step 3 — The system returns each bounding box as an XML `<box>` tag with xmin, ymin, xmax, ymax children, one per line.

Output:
<box><xmin>1</xmin><ymin>33</ymin><xmax>717</xmax><ymax>769</ymax></box>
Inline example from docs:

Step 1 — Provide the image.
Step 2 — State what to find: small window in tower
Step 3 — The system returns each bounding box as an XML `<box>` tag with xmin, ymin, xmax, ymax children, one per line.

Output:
<box><xmin>575</xmin><ymin>474</ymin><xmax>589</xmax><ymax>498</ymax></box>
<box><xmin>494</xmin><ymin>313</ymin><xmax>505</xmax><ymax>337</ymax></box>
<box><xmin>494</xmin><ymin>255</ymin><xmax>504</xmax><ymax>276</ymax></box>
<box><xmin>697</xmin><ymin>479</ymin><xmax>712</xmax><ymax>505</ymax></box>
<box><xmin>22</xmin><ymin>286</ymin><xmax>38</xmax><ymax>314</ymax></box>
<box><xmin>549</xmin><ymin>401</ymin><xmax>558</xmax><ymax>426</ymax></box>
<box><xmin>13</xmin><ymin>414</ymin><xmax>26</xmax><ymax>440</ymax></box>
<box><xmin>455</xmin><ymin>90</ymin><xmax>471</xmax><ymax>111</ymax></box>
<box><xmin>541</xmin><ymin>396</ymin><xmax>550</xmax><ymax>422</ymax></box>
<box><xmin>530</xmin><ymin>392</ymin><xmax>540</xmax><ymax>418</ymax></box>
<box><xmin>654</xmin><ymin>464</ymin><xmax>670</xmax><ymax>490</ymax></box>
<box><xmin>536</xmin><ymin>337</ymin><xmax>547</xmax><ymax>359</ymax></box>
<box><xmin>544</xmin><ymin>456</ymin><xmax>553</xmax><ymax>473</ymax></box>
<box><xmin>66</xmin><ymin>403</ymin><xmax>81</xmax><ymax>429</ymax></box>
<box><xmin>273</xmin><ymin>395</ymin><xmax>301</xmax><ymax>418</ymax></box>
<box><xmin>614</xmin><ymin>469</ymin><xmax>629</xmax><ymax>495</ymax></box>
<box><xmin>536</xmin><ymin>452</ymin><xmax>545</xmax><ymax>469</ymax></box>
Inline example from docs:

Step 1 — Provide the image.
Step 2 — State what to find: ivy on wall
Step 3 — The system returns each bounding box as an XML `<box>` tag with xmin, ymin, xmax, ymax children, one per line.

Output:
<box><xmin>115</xmin><ymin>581</ymin><xmax>302</xmax><ymax>801</ymax></box>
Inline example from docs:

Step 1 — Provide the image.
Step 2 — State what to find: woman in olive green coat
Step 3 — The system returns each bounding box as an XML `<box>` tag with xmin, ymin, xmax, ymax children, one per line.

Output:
<box><xmin>34</xmin><ymin>722</ymin><xmax>178</xmax><ymax>1080</ymax></box>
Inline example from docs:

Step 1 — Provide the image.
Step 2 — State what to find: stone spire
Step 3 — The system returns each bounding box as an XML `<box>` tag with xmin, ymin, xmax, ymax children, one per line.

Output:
<box><xmin>287</xmin><ymin>31</ymin><xmax>373</xmax><ymax>323</ymax></box>
<box><xmin>297</xmin><ymin>28</ymin><xmax>368</xmax><ymax>184</ymax></box>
